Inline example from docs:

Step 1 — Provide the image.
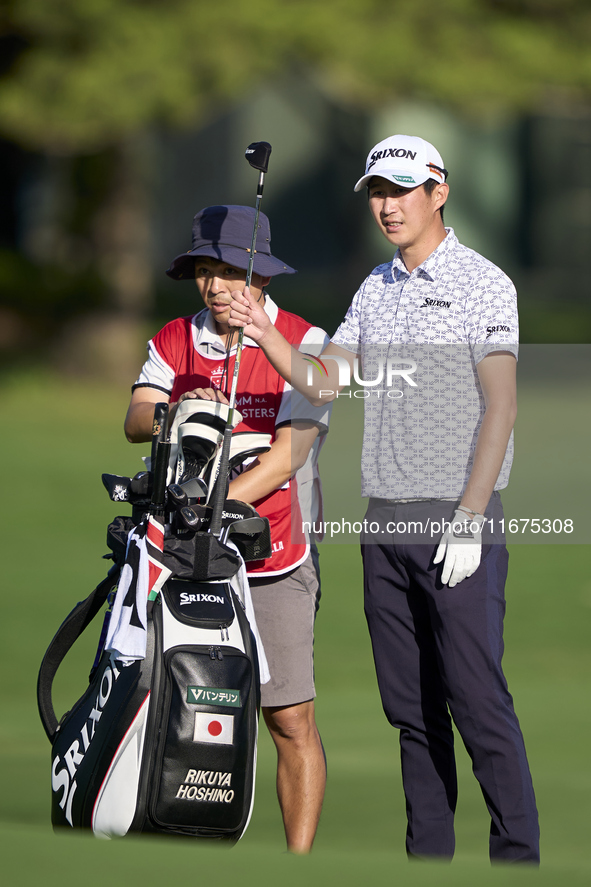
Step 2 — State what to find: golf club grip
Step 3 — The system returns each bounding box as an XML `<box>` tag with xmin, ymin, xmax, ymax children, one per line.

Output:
<box><xmin>208</xmin><ymin>144</ymin><xmax>270</xmax><ymax>537</ymax></box>
<box><xmin>151</xmin><ymin>402</ymin><xmax>169</xmax><ymax>467</ymax></box>
<box><xmin>209</xmin><ymin>426</ymin><xmax>233</xmax><ymax>536</ymax></box>
<box><xmin>151</xmin><ymin>440</ymin><xmax>171</xmax><ymax>512</ymax></box>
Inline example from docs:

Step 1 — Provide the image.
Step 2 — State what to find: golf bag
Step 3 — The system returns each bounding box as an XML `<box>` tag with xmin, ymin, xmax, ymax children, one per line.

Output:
<box><xmin>38</xmin><ymin>402</ymin><xmax>272</xmax><ymax>842</ymax></box>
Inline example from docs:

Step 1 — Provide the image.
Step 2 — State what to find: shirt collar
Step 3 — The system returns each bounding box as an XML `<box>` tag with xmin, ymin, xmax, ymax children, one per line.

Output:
<box><xmin>391</xmin><ymin>227</ymin><xmax>457</xmax><ymax>282</ymax></box>
<box><xmin>196</xmin><ymin>292</ymin><xmax>278</xmax><ymax>351</ymax></box>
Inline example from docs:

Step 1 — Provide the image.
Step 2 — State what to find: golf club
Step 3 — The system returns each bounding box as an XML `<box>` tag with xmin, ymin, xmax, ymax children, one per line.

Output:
<box><xmin>101</xmin><ymin>471</ymin><xmax>154</xmax><ymax>505</ymax></box>
<box><xmin>130</xmin><ymin>471</ymin><xmax>151</xmax><ymax>498</ymax></box>
<box><xmin>168</xmin><ymin>477</ymin><xmax>208</xmax><ymax>509</ymax></box>
<box><xmin>180</xmin><ymin>504</ymin><xmax>210</xmax><ymax>529</ymax></box>
<box><xmin>209</xmin><ymin>141</ymin><xmax>272</xmax><ymax>537</ymax></box>
<box><xmin>150</xmin><ymin>403</ymin><xmax>170</xmax><ymax>515</ymax></box>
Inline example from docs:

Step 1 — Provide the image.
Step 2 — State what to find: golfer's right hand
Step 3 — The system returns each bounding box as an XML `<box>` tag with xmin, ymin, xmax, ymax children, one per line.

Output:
<box><xmin>229</xmin><ymin>286</ymin><xmax>270</xmax><ymax>342</ymax></box>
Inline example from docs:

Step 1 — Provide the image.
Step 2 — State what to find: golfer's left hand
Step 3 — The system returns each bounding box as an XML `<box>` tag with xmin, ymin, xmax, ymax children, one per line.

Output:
<box><xmin>434</xmin><ymin>509</ymin><xmax>486</xmax><ymax>587</ymax></box>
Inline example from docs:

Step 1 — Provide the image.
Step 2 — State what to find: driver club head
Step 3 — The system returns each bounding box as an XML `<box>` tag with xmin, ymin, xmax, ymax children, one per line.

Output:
<box><xmin>245</xmin><ymin>141</ymin><xmax>272</xmax><ymax>173</ymax></box>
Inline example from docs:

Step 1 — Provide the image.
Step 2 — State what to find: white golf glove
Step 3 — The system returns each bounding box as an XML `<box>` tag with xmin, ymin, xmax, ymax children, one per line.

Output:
<box><xmin>434</xmin><ymin>508</ymin><xmax>486</xmax><ymax>588</ymax></box>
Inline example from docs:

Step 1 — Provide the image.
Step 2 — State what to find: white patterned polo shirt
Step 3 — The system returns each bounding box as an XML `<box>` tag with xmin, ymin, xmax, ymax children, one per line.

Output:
<box><xmin>331</xmin><ymin>228</ymin><xmax>518</xmax><ymax>499</ymax></box>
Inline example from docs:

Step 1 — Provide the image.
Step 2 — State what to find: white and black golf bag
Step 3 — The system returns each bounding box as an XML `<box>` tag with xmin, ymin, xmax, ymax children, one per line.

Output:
<box><xmin>38</xmin><ymin>402</ymin><xmax>272</xmax><ymax>842</ymax></box>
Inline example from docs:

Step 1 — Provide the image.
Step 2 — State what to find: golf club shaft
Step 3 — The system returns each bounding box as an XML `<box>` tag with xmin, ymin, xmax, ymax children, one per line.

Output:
<box><xmin>245</xmin><ymin>172</ymin><xmax>265</xmax><ymax>289</ymax></box>
<box><xmin>210</xmin><ymin>169</ymin><xmax>267</xmax><ymax>536</ymax></box>
<box><xmin>227</xmin><ymin>171</ymin><xmax>265</xmax><ymax>418</ymax></box>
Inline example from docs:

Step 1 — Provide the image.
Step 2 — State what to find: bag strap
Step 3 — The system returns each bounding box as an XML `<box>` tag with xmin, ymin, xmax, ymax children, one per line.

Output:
<box><xmin>37</xmin><ymin>566</ymin><xmax>119</xmax><ymax>742</ymax></box>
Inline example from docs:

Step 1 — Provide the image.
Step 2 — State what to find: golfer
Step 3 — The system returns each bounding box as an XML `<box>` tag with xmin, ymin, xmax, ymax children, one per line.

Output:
<box><xmin>124</xmin><ymin>205</ymin><xmax>330</xmax><ymax>854</ymax></box>
<box><xmin>228</xmin><ymin>137</ymin><xmax>540</xmax><ymax>863</ymax></box>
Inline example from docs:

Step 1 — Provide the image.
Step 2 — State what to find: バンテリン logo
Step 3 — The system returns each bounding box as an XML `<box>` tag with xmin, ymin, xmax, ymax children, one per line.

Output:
<box><xmin>187</xmin><ymin>686</ymin><xmax>241</xmax><ymax>707</ymax></box>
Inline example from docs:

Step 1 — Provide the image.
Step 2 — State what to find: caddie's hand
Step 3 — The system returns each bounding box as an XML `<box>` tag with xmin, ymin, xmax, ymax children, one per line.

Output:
<box><xmin>433</xmin><ymin>508</ymin><xmax>486</xmax><ymax>588</ymax></box>
<box><xmin>178</xmin><ymin>388</ymin><xmax>228</xmax><ymax>404</ymax></box>
<box><xmin>168</xmin><ymin>387</ymin><xmax>228</xmax><ymax>425</ymax></box>
<box><xmin>229</xmin><ymin>286</ymin><xmax>271</xmax><ymax>342</ymax></box>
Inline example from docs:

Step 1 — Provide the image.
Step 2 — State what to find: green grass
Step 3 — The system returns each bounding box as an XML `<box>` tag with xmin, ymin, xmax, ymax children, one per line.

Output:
<box><xmin>1</xmin><ymin>369</ymin><xmax>590</xmax><ymax>885</ymax></box>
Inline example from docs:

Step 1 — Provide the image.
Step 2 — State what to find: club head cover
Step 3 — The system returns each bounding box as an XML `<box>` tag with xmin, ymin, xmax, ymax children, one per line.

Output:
<box><xmin>102</xmin><ymin>473</ymin><xmax>132</xmax><ymax>502</ymax></box>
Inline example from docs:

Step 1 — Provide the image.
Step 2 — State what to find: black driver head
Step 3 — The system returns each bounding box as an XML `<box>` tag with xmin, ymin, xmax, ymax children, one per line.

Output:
<box><xmin>245</xmin><ymin>141</ymin><xmax>272</xmax><ymax>173</ymax></box>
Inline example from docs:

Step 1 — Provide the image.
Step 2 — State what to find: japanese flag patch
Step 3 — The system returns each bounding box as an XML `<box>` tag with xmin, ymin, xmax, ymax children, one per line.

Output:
<box><xmin>193</xmin><ymin>712</ymin><xmax>234</xmax><ymax>745</ymax></box>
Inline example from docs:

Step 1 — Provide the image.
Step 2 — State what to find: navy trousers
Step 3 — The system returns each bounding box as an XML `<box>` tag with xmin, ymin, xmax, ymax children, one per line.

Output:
<box><xmin>361</xmin><ymin>497</ymin><xmax>539</xmax><ymax>862</ymax></box>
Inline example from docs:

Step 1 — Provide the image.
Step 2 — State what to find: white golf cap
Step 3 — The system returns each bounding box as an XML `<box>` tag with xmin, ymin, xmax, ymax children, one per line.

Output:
<box><xmin>354</xmin><ymin>134</ymin><xmax>447</xmax><ymax>192</ymax></box>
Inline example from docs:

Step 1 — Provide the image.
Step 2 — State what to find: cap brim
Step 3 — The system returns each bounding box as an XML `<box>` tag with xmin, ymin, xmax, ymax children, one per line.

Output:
<box><xmin>166</xmin><ymin>244</ymin><xmax>296</xmax><ymax>280</ymax></box>
<box><xmin>354</xmin><ymin>170</ymin><xmax>432</xmax><ymax>192</ymax></box>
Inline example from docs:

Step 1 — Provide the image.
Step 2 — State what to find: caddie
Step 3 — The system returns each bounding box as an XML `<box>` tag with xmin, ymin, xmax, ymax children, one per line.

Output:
<box><xmin>124</xmin><ymin>204</ymin><xmax>330</xmax><ymax>854</ymax></box>
<box><xmin>227</xmin><ymin>137</ymin><xmax>540</xmax><ymax>863</ymax></box>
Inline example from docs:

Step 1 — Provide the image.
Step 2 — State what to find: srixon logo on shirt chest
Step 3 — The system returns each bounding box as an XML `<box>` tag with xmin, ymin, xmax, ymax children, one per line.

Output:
<box><xmin>419</xmin><ymin>298</ymin><xmax>452</xmax><ymax>309</ymax></box>
<box><xmin>51</xmin><ymin>659</ymin><xmax>121</xmax><ymax>826</ymax></box>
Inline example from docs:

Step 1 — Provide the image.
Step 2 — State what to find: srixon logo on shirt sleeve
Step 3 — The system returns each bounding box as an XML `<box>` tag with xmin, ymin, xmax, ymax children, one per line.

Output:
<box><xmin>486</xmin><ymin>325</ymin><xmax>511</xmax><ymax>338</ymax></box>
<box><xmin>51</xmin><ymin>659</ymin><xmax>121</xmax><ymax>826</ymax></box>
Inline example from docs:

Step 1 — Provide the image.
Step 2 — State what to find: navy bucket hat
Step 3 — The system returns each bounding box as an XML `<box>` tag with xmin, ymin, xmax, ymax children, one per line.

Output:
<box><xmin>166</xmin><ymin>205</ymin><xmax>296</xmax><ymax>280</ymax></box>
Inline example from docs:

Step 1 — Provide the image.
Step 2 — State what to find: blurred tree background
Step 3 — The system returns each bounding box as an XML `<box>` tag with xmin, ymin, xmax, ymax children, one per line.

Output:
<box><xmin>1</xmin><ymin>0</ymin><xmax>590</xmax><ymax>381</ymax></box>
